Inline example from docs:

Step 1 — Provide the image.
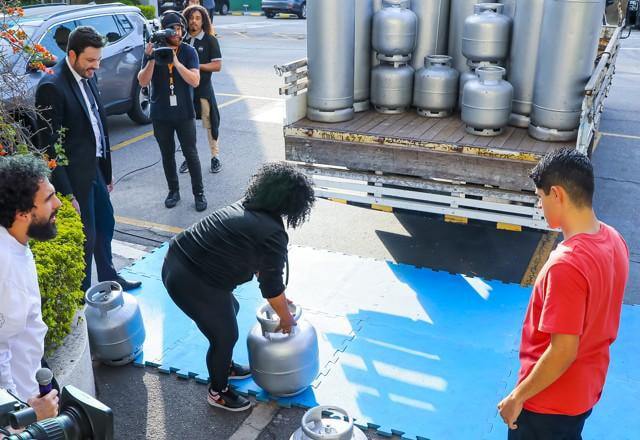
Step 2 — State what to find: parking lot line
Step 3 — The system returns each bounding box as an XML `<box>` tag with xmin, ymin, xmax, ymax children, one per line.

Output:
<box><xmin>217</xmin><ymin>92</ymin><xmax>282</xmax><ymax>101</ymax></box>
<box><xmin>115</xmin><ymin>215</ymin><xmax>184</xmax><ymax>235</ymax></box>
<box><xmin>600</xmin><ymin>131</ymin><xmax>640</xmax><ymax>140</ymax></box>
<box><xmin>111</xmin><ymin>96</ymin><xmax>248</xmax><ymax>151</ymax></box>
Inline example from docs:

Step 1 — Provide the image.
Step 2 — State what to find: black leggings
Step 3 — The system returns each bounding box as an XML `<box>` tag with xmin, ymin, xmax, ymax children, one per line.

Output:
<box><xmin>507</xmin><ymin>408</ymin><xmax>592</xmax><ymax>440</ymax></box>
<box><xmin>161</xmin><ymin>248</ymin><xmax>239</xmax><ymax>391</ymax></box>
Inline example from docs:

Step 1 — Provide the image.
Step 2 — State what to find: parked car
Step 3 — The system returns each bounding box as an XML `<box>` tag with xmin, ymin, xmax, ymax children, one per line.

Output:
<box><xmin>629</xmin><ymin>0</ymin><xmax>639</xmax><ymax>28</ymax></box>
<box><xmin>158</xmin><ymin>0</ymin><xmax>229</xmax><ymax>16</ymax></box>
<box><xmin>261</xmin><ymin>0</ymin><xmax>306</xmax><ymax>19</ymax></box>
<box><xmin>0</xmin><ymin>2</ymin><xmax>151</xmax><ymax>136</ymax></box>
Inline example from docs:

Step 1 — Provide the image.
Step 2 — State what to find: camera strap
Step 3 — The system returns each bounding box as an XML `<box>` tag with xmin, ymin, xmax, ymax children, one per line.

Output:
<box><xmin>167</xmin><ymin>45</ymin><xmax>181</xmax><ymax>97</ymax></box>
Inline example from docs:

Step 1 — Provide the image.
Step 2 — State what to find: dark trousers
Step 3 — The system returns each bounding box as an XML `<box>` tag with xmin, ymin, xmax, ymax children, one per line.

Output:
<box><xmin>79</xmin><ymin>166</ymin><xmax>118</xmax><ymax>291</ymax></box>
<box><xmin>161</xmin><ymin>248</ymin><xmax>239</xmax><ymax>392</ymax></box>
<box><xmin>508</xmin><ymin>408</ymin><xmax>592</xmax><ymax>440</ymax></box>
<box><xmin>152</xmin><ymin>118</ymin><xmax>204</xmax><ymax>195</ymax></box>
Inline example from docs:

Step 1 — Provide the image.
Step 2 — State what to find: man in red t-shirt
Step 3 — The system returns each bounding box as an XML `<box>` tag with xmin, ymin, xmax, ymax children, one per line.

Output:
<box><xmin>498</xmin><ymin>148</ymin><xmax>629</xmax><ymax>439</ymax></box>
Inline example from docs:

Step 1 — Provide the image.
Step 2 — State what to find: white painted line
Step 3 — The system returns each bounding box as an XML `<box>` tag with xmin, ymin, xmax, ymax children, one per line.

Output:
<box><xmin>600</xmin><ymin>131</ymin><xmax>640</xmax><ymax>141</ymax></box>
<box><xmin>250</xmin><ymin>101</ymin><xmax>285</xmax><ymax>124</ymax></box>
<box><xmin>111</xmin><ymin>239</ymin><xmax>149</xmax><ymax>260</ymax></box>
<box><xmin>217</xmin><ymin>93</ymin><xmax>283</xmax><ymax>102</ymax></box>
<box><xmin>227</xmin><ymin>401</ymin><xmax>280</xmax><ymax>440</ymax></box>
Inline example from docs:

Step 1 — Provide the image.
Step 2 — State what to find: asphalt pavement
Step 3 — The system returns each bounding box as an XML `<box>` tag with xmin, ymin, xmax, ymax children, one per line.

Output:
<box><xmin>92</xmin><ymin>14</ymin><xmax>640</xmax><ymax>439</ymax></box>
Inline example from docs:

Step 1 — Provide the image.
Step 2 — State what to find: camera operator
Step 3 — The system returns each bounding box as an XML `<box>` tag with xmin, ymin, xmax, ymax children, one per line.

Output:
<box><xmin>0</xmin><ymin>155</ymin><xmax>61</xmax><ymax>425</ymax></box>
<box><xmin>137</xmin><ymin>11</ymin><xmax>208</xmax><ymax>212</ymax></box>
<box><xmin>179</xmin><ymin>4</ymin><xmax>223</xmax><ymax>175</ymax></box>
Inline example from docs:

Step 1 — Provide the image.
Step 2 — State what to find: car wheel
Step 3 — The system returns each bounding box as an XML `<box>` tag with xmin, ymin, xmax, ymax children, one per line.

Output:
<box><xmin>265</xmin><ymin>11</ymin><xmax>275</xmax><ymax>18</ymax></box>
<box><xmin>298</xmin><ymin>2</ymin><xmax>306</xmax><ymax>19</ymax></box>
<box><xmin>127</xmin><ymin>83</ymin><xmax>152</xmax><ymax>125</ymax></box>
<box><xmin>219</xmin><ymin>2</ymin><xmax>229</xmax><ymax>15</ymax></box>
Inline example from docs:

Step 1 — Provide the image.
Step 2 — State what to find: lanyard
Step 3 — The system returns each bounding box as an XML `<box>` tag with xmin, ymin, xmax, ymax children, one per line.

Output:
<box><xmin>167</xmin><ymin>45</ymin><xmax>181</xmax><ymax>96</ymax></box>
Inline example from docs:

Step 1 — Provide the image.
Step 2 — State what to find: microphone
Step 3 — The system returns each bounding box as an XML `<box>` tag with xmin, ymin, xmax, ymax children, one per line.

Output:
<box><xmin>35</xmin><ymin>367</ymin><xmax>53</xmax><ymax>397</ymax></box>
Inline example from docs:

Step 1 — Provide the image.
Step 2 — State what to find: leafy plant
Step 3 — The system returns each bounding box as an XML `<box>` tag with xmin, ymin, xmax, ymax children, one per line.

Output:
<box><xmin>137</xmin><ymin>4</ymin><xmax>155</xmax><ymax>20</ymax></box>
<box><xmin>30</xmin><ymin>195</ymin><xmax>86</xmax><ymax>352</ymax></box>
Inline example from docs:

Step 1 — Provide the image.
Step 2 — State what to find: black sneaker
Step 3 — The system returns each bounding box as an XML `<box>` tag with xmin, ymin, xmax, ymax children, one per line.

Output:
<box><xmin>179</xmin><ymin>160</ymin><xmax>189</xmax><ymax>174</ymax></box>
<box><xmin>228</xmin><ymin>362</ymin><xmax>251</xmax><ymax>380</ymax></box>
<box><xmin>194</xmin><ymin>193</ymin><xmax>208</xmax><ymax>212</ymax></box>
<box><xmin>210</xmin><ymin>157</ymin><xmax>222</xmax><ymax>173</ymax></box>
<box><xmin>164</xmin><ymin>190</ymin><xmax>180</xmax><ymax>208</ymax></box>
<box><xmin>207</xmin><ymin>387</ymin><xmax>251</xmax><ymax>412</ymax></box>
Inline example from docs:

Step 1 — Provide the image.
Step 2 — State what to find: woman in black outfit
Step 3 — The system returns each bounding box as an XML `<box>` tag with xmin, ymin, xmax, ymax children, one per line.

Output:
<box><xmin>161</xmin><ymin>162</ymin><xmax>315</xmax><ymax>411</ymax></box>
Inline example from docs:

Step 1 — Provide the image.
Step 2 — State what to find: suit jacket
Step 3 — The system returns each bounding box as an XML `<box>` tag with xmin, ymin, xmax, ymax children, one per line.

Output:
<box><xmin>35</xmin><ymin>58</ymin><xmax>112</xmax><ymax>202</ymax></box>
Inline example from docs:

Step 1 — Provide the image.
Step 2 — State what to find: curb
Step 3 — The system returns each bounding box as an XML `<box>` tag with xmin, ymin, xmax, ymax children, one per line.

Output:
<box><xmin>48</xmin><ymin>307</ymin><xmax>96</xmax><ymax>397</ymax></box>
<box><xmin>230</xmin><ymin>11</ymin><xmax>264</xmax><ymax>16</ymax></box>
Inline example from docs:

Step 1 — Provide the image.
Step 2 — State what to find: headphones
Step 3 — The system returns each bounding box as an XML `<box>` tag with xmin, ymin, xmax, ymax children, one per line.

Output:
<box><xmin>160</xmin><ymin>10</ymin><xmax>188</xmax><ymax>31</ymax></box>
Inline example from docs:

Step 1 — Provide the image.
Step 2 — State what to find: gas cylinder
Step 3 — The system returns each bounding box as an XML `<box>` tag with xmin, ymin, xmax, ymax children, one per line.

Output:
<box><xmin>461</xmin><ymin>65</ymin><xmax>513</xmax><ymax>136</ymax></box>
<box><xmin>458</xmin><ymin>68</ymin><xmax>477</xmax><ymax>108</ymax></box>
<box><xmin>85</xmin><ymin>281</ymin><xmax>145</xmax><ymax>366</ymax></box>
<box><xmin>247</xmin><ymin>303</ymin><xmax>319</xmax><ymax>397</ymax></box>
<box><xmin>462</xmin><ymin>3</ymin><xmax>512</xmax><ymax>68</ymax></box>
<box><xmin>372</xmin><ymin>0</ymin><xmax>418</xmax><ymax>62</ymax></box>
<box><xmin>413</xmin><ymin>55</ymin><xmax>459</xmax><ymax>118</ymax></box>
<box><xmin>371</xmin><ymin>60</ymin><xmax>415</xmax><ymax>114</ymax></box>
<box><xmin>289</xmin><ymin>406</ymin><xmax>367</xmax><ymax>440</ymax></box>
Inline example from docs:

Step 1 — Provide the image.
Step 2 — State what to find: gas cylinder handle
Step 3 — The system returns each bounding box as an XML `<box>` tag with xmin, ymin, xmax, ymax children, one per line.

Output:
<box><xmin>256</xmin><ymin>302</ymin><xmax>302</xmax><ymax>335</ymax></box>
<box><xmin>300</xmin><ymin>406</ymin><xmax>354</xmax><ymax>440</ymax></box>
<box><xmin>85</xmin><ymin>281</ymin><xmax>124</xmax><ymax>313</ymax></box>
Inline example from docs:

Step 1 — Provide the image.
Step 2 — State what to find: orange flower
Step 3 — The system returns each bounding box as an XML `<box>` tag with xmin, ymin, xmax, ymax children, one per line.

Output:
<box><xmin>47</xmin><ymin>159</ymin><xmax>57</xmax><ymax>169</ymax></box>
<box><xmin>34</xmin><ymin>43</ymin><xmax>46</xmax><ymax>53</ymax></box>
<box><xmin>0</xmin><ymin>151</ymin><xmax>7</xmax><ymax>157</ymax></box>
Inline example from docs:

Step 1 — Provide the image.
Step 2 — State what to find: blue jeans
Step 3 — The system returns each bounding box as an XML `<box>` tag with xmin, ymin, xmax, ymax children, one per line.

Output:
<box><xmin>508</xmin><ymin>408</ymin><xmax>592</xmax><ymax>440</ymax></box>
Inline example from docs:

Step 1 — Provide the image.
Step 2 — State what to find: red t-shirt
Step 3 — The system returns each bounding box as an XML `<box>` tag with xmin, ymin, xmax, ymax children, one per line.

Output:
<box><xmin>517</xmin><ymin>222</ymin><xmax>629</xmax><ymax>415</ymax></box>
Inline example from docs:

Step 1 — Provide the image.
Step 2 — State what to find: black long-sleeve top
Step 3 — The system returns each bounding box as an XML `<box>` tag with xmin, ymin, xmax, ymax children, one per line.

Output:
<box><xmin>170</xmin><ymin>202</ymin><xmax>288</xmax><ymax>298</ymax></box>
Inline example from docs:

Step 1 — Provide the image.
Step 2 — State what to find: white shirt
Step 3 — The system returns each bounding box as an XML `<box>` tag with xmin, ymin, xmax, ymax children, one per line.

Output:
<box><xmin>66</xmin><ymin>57</ymin><xmax>103</xmax><ymax>158</ymax></box>
<box><xmin>0</xmin><ymin>227</ymin><xmax>47</xmax><ymax>401</ymax></box>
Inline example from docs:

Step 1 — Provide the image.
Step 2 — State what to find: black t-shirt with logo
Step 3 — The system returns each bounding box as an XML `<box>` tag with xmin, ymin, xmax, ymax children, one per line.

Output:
<box><xmin>186</xmin><ymin>32</ymin><xmax>222</xmax><ymax>100</ymax></box>
<box><xmin>148</xmin><ymin>42</ymin><xmax>199</xmax><ymax>121</ymax></box>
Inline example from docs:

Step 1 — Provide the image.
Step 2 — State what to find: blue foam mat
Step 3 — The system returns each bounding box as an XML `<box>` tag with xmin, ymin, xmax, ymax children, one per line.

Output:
<box><xmin>122</xmin><ymin>244</ymin><xmax>640</xmax><ymax>440</ymax></box>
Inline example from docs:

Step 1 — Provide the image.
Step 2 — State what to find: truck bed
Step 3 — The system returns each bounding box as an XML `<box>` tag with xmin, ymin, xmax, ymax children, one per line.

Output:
<box><xmin>285</xmin><ymin>110</ymin><xmax>574</xmax><ymax>192</ymax></box>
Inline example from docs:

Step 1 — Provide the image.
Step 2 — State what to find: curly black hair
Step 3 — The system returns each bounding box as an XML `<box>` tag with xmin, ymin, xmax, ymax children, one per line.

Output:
<box><xmin>529</xmin><ymin>148</ymin><xmax>594</xmax><ymax>208</ymax></box>
<box><xmin>243</xmin><ymin>162</ymin><xmax>315</xmax><ymax>229</ymax></box>
<box><xmin>0</xmin><ymin>155</ymin><xmax>51</xmax><ymax>229</ymax></box>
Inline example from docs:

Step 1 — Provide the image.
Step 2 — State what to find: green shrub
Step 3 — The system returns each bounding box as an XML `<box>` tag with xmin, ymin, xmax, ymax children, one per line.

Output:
<box><xmin>31</xmin><ymin>195</ymin><xmax>86</xmax><ymax>352</ymax></box>
<box><xmin>137</xmin><ymin>4</ymin><xmax>156</xmax><ymax>20</ymax></box>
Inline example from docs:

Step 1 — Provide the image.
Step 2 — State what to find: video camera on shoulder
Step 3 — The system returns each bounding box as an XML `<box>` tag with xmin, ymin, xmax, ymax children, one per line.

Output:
<box><xmin>0</xmin><ymin>386</ymin><xmax>113</xmax><ymax>440</ymax></box>
<box><xmin>148</xmin><ymin>10</ymin><xmax>186</xmax><ymax>66</ymax></box>
<box><xmin>148</xmin><ymin>28</ymin><xmax>177</xmax><ymax>66</ymax></box>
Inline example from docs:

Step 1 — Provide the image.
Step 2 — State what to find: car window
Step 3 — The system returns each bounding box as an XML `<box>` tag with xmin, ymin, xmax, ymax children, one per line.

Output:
<box><xmin>79</xmin><ymin>15</ymin><xmax>122</xmax><ymax>44</ymax></box>
<box><xmin>38</xmin><ymin>21</ymin><xmax>77</xmax><ymax>62</ymax></box>
<box><xmin>115</xmin><ymin>14</ymin><xmax>134</xmax><ymax>37</ymax></box>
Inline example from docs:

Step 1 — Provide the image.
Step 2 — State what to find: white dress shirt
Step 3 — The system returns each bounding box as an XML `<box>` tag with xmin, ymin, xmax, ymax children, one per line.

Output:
<box><xmin>66</xmin><ymin>57</ymin><xmax>103</xmax><ymax>158</ymax></box>
<box><xmin>0</xmin><ymin>227</ymin><xmax>48</xmax><ymax>401</ymax></box>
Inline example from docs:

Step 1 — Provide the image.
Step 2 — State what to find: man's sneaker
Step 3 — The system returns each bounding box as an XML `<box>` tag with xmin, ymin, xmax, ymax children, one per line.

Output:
<box><xmin>164</xmin><ymin>190</ymin><xmax>180</xmax><ymax>208</ymax></box>
<box><xmin>179</xmin><ymin>160</ymin><xmax>189</xmax><ymax>174</ymax></box>
<box><xmin>194</xmin><ymin>193</ymin><xmax>208</xmax><ymax>212</ymax></box>
<box><xmin>207</xmin><ymin>387</ymin><xmax>251</xmax><ymax>412</ymax></box>
<box><xmin>210</xmin><ymin>157</ymin><xmax>222</xmax><ymax>173</ymax></box>
<box><xmin>229</xmin><ymin>362</ymin><xmax>251</xmax><ymax>380</ymax></box>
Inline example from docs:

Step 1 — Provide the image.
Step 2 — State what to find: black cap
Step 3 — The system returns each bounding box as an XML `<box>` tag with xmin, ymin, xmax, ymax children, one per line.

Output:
<box><xmin>161</xmin><ymin>11</ymin><xmax>184</xmax><ymax>29</ymax></box>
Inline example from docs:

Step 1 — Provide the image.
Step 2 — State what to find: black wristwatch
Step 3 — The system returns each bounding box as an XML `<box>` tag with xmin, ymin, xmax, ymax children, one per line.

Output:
<box><xmin>143</xmin><ymin>53</ymin><xmax>155</xmax><ymax>63</ymax></box>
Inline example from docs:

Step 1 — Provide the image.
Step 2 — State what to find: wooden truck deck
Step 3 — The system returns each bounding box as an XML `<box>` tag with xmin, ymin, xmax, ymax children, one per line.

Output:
<box><xmin>284</xmin><ymin>110</ymin><xmax>574</xmax><ymax>192</ymax></box>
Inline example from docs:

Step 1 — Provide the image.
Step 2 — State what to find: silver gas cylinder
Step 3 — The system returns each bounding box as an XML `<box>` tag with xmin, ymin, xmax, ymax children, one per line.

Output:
<box><xmin>85</xmin><ymin>281</ymin><xmax>145</xmax><ymax>366</ymax></box>
<box><xmin>414</xmin><ymin>55</ymin><xmax>459</xmax><ymax>118</ymax></box>
<box><xmin>307</xmin><ymin>0</ymin><xmax>355</xmax><ymax>123</ymax></box>
<box><xmin>371</xmin><ymin>60</ymin><xmax>415</xmax><ymax>114</ymax></box>
<box><xmin>410</xmin><ymin>0</ymin><xmax>451</xmax><ymax>70</ymax></box>
<box><xmin>372</xmin><ymin>0</ymin><xmax>418</xmax><ymax>63</ymax></box>
<box><xmin>461</xmin><ymin>65</ymin><xmax>513</xmax><ymax>136</ymax></box>
<box><xmin>458</xmin><ymin>68</ymin><xmax>478</xmax><ymax>108</ymax></box>
<box><xmin>462</xmin><ymin>3</ymin><xmax>512</xmax><ymax>68</ymax></box>
<box><xmin>507</xmin><ymin>0</ymin><xmax>544</xmax><ymax>128</ymax></box>
<box><xmin>289</xmin><ymin>406</ymin><xmax>367</xmax><ymax>440</ymax></box>
<box><xmin>448</xmin><ymin>0</ymin><xmax>480</xmax><ymax>73</ymax></box>
<box><xmin>354</xmin><ymin>0</ymin><xmax>374</xmax><ymax>112</ymax></box>
<box><xmin>529</xmin><ymin>0</ymin><xmax>605</xmax><ymax>141</ymax></box>
<box><xmin>247</xmin><ymin>303</ymin><xmax>319</xmax><ymax>397</ymax></box>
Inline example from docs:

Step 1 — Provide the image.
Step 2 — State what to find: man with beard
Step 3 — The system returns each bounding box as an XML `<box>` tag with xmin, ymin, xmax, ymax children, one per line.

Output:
<box><xmin>0</xmin><ymin>155</ymin><xmax>61</xmax><ymax>422</ymax></box>
<box><xmin>138</xmin><ymin>11</ymin><xmax>208</xmax><ymax>212</ymax></box>
<box><xmin>179</xmin><ymin>4</ymin><xmax>223</xmax><ymax>174</ymax></box>
<box><xmin>35</xmin><ymin>26</ymin><xmax>141</xmax><ymax>292</ymax></box>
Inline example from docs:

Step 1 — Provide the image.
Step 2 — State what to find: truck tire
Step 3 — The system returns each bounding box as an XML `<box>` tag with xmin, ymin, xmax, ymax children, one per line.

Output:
<box><xmin>218</xmin><ymin>2</ymin><xmax>229</xmax><ymax>15</ymax></box>
<box><xmin>127</xmin><ymin>83</ymin><xmax>152</xmax><ymax>125</ymax></box>
<box><xmin>265</xmin><ymin>11</ymin><xmax>275</xmax><ymax>18</ymax></box>
<box><xmin>297</xmin><ymin>2</ymin><xmax>306</xmax><ymax>19</ymax></box>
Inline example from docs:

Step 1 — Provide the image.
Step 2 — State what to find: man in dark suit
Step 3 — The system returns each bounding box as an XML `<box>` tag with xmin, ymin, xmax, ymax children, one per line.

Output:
<box><xmin>35</xmin><ymin>26</ymin><xmax>141</xmax><ymax>292</ymax></box>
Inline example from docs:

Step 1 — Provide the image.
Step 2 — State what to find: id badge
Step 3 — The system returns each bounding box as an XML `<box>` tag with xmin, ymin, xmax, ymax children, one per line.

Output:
<box><xmin>169</xmin><ymin>94</ymin><xmax>178</xmax><ymax>107</ymax></box>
